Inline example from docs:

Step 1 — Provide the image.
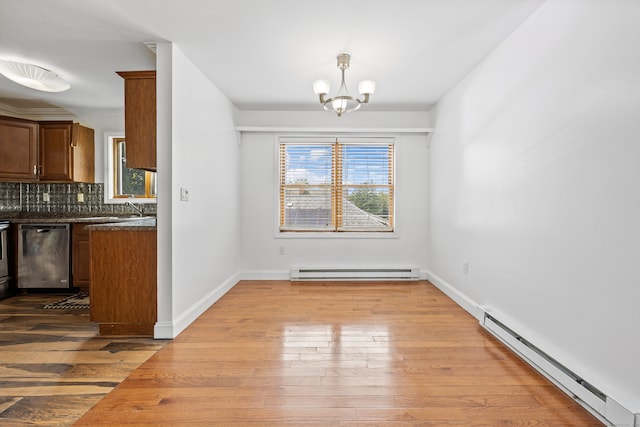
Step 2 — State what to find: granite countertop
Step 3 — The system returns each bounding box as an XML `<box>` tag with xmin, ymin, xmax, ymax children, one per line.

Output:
<box><xmin>85</xmin><ymin>217</ymin><xmax>156</xmax><ymax>231</ymax></box>
<box><xmin>0</xmin><ymin>213</ymin><xmax>156</xmax><ymax>230</ymax></box>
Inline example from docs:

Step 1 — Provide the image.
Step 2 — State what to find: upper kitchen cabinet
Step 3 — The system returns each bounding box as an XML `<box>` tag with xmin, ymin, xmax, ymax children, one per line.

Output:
<box><xmin>39</xmin><ymin>121</ymin><xmax>95</xmax><ymax>182</ymax></box>
<box><xmin>117</xmin><ymin>71</ymin><xmax>156</xmax><ymax>171</ymax></box>
<box><xmin>0</xmin><ymin>116</ymin><xmax>39</xmax><ymax>181</ymax></box>
<box><xmin>71</xmin><ymin>123</ymin><xmax>95</xmax><ymax>182</ymax></box>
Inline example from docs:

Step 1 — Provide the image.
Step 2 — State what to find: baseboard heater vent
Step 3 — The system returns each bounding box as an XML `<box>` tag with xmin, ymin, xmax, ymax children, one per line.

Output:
<box><xmin>482</xmin><ymin>313</ymin><xmax>636</xmax><ymax>427</ymax></box>
<box><xmin>290</xmin><ymin>267</ymin><xmax>420</xmax><ymax>281</ymax></box>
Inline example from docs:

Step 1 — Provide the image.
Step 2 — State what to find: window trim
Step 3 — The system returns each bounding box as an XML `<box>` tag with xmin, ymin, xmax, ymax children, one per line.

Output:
<box><xmin>275</xmin><ymin>135</ymin><xmax>397</xmax><ymax>238</ymax></box>
<box><xmin>104</xmin><ymin>134</ymin><xmax>157</xmax><ymax>204</ymax></box>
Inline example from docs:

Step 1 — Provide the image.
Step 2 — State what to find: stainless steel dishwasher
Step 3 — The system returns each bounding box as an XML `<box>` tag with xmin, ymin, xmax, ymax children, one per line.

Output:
<box><xmin>18</xmin><ymin>224</ymin><xmax>70</xmax><ymax>289</ymax></box>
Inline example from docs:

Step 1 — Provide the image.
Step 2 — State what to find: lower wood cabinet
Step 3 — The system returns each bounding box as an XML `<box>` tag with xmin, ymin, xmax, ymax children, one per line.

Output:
<box><xmin>71</xmin><ymin>223</ymin><xmax>94</xmax><ymax>290</ymax></box>
<box><xmin>89</xmin><ymin>229</ymin><xmax>156</xmax><ymax>336</ymax></box>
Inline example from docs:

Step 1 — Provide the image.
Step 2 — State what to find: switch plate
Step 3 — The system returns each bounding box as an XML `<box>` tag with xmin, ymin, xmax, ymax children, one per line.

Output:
<box><xmin>180</xmin><ymin>187</ymin><xmax>189</xmax><ymax>201</ymax></box>
<box><xmin>463</xmin><ymin>261</ymin><xmax>469</xmax><ymax>275</ymax></box>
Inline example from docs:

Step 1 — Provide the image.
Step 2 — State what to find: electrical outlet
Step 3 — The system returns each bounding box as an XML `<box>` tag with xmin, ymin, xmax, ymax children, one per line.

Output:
<box><xmin>462</xmin><ymin>260</ymin><xmax>469</xmax><ymax>275</ymax></box>
<box><xmin>77</xmin><ymin>193</ymin><xmax>84</xmax><ymax>203</ymax></box>
<box><xmin>43</xmin><ymin>193</ymin><xmax>50</xmax><ymax>202</ymax></box>
<box><xmin>180</xmin><ymin>187</ymin><xmax>189</xmax><ymax>201</ymax></box>
<box><xmin>278</xmin><ymin>245</ymin><xmax>286</xmax><ymax>255</ymax></box>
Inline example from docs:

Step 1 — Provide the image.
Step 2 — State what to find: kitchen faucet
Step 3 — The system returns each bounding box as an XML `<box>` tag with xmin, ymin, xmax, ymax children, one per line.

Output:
<box><xmin>125</xmin><ymin>201</ymin><xmax>144</xmax><ymax>216</ymax></box>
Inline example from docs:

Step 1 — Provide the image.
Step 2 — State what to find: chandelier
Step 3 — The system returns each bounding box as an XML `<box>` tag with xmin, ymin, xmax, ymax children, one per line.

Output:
<box><xmin>0</xmin><ymin>59</ymin><xmax>70</xmax><ymax>92</ymax></box>
<box><xmin>313</xmin><ymin>53</ymin><xmax>375</xmax><ymax>117</ymax></box>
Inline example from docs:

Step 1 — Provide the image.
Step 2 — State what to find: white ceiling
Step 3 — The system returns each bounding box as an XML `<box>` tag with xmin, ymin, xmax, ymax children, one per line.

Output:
<box><xmin>0</xmin><ymin>0</ymin><xmax>545</xmax><ymax>117</ymax></box>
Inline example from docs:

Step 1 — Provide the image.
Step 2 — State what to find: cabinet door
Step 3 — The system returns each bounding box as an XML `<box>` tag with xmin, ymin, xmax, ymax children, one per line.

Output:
<box><xmin>0</xmin><ymin>116</ymin><xmax>38</xmax><ymax>181</ymax></box>
<box><xmin>72</xmin><ymin>223</ymin><xmax>91</xmax><ymax>289</ymax></box>
<box><xmin>117</xmin><ymin>71</ymin><xmax>156</xmax><ymax>171</ymax></box>
<box><xmin>71</xmin><ymin>123</ymin><xmax>95</xmax><ymax>183</ymax></box>
<box><xmin>40</xmin><ymin>122</ymin><xmax>73</xmax><ymax>181</ymax></box>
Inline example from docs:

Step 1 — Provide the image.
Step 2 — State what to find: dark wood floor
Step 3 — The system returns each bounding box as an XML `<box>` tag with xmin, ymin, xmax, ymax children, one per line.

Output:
<box><xmin>74</xmin><ymin>280</ymin><xmax>603</xmax><ymax>426</ymax></box>
<box><xmin>0</xmin><ymin>293</ymin><xmax>167</xmax><ymax>427</ymax></box>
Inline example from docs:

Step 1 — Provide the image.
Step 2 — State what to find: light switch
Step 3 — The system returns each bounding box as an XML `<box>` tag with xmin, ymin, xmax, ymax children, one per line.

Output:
<box><xmin>180</xmin><ymin>187</ymin><xmax>189</xmax><ymax>201</ymax></box>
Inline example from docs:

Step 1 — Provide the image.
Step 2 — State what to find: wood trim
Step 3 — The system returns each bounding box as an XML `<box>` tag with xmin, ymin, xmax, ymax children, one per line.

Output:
<box><xmin>98</xmin><ymin>323</ymin><xmax>155</xmax><ymax>336</ymax></box>
<box><xmin>115</xmin><ymin>70</ymin><xmax>156</xmax><ymax>79</ymax></box>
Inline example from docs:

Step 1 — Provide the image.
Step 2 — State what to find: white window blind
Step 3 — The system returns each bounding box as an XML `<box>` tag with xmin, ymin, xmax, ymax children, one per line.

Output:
<box><xmin>279</xmin><ymin>138</ymin><xmax>394</xmax><ymax>232</ymax></box>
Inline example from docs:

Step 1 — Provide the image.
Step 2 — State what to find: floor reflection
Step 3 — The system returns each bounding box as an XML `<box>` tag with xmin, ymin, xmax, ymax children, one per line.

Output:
<box><xmin>282</xmin><ymin>323</ymin><xmax>392</xmax><ymax>383</ymax></box>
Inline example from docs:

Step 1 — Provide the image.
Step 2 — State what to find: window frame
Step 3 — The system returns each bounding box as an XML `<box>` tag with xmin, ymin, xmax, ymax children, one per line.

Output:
<box><xmin>277</xmin><ymin>136</ymin><xmax>396</xmax><ymax>237</ymax></box>
<box><xmin>104</xmin><ymin>134</ymin><xmax>157</xmax><ymax>204</ymax></box>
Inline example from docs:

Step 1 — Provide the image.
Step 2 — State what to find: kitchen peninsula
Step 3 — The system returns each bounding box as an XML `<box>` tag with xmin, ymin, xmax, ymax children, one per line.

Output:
<box><xmin>87</xmin><ymin>217</ymin><xmax>157</xmax><ymax>336</ymax></box>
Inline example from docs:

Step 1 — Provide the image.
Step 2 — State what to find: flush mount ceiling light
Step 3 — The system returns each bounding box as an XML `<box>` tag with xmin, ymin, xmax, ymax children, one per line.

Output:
<box><xmin>0</xmin><ymin>59</ymin><xmax>70</xmax><ymax>92</ymax></box>
<box><xmin>313</xmin><ymin>53</ymin><xmax>375</xmax><ymax>117</ymax></box>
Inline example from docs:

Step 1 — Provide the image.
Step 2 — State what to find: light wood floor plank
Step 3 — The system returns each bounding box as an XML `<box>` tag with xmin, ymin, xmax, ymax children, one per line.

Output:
<box><xmin>75</xmin><ymin>281</ymin><xmax>603</xmax><ymax>426</ymax></box>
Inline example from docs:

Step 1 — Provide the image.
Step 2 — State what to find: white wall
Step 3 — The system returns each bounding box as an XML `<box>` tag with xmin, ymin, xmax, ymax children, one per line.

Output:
<box><xmin>75</xmin><ymin>110</ymin><xmax>123</xmax><ymax>182</ymax></box>
<box><xmin>155</xmin><ymin>43</ymin><xmax>241</xmax><ymax>338</ymax></box>
<box><xmin>428</xmin><ymin>0</ymin><xmax>640</xmax><ymax>412</ymax></box>
<box><xmin>239</xmin><ymin>131</ymin><xmax>429</xmax><ymax>277</ymax></box>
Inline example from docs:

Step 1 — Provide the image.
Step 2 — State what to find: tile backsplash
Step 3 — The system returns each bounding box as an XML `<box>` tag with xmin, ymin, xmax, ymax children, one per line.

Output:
<box><xmin>0</xmin><ymin>182</ymin><xmax>156</xmax><ymax>215</ymax></box>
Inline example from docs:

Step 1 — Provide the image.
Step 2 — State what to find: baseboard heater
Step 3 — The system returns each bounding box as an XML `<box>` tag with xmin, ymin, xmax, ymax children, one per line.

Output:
<box><xmin>482</xmin><ymin>313</ymin><xmax>637</xmax><ymax>427</ymax></box>
<box><xmin>290</xmin><ymin>267</ymin><xmax>420</xmax><ymax>281</ymax></box>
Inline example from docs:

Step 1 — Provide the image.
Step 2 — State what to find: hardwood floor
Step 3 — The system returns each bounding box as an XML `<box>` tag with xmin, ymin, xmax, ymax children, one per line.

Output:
<box><xmin>0</xmin><ymin>293</ymin><xmax>167</xmax><ymax>426</ymax></box>
<box><xmin>75</xmin><ymin>281</ymin><xmax>603</xmax><ymax>426</ymax></box>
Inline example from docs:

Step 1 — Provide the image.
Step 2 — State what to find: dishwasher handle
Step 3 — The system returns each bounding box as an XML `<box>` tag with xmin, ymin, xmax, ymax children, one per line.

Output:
<box><xmin>19</xmin><ymin>224</ymin><xmax>69</xmax><ymax>230</ymax></box>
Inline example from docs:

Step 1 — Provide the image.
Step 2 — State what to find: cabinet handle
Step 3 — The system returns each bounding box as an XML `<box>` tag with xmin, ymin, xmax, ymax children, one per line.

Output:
<box><xmin>33</xmin><ymin>164</ymin><xmax>37</xmax><ymax>175</ymax></box>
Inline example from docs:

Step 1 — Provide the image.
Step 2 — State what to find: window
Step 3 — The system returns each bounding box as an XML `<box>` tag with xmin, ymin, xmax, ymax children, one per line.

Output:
<box><xmin>279</xmin><ymin>138</ymin><xmax>394</xmax><ymax>232</ymax></box>
<box><xmin>104</xmin><ymin>136</ymin><xmax>156</xmax><ymax>203</ymax></box>
<box><xmin>112</xmin><ymin>138</ymin><xmax>156</xmax><ymax>198</ymax></box>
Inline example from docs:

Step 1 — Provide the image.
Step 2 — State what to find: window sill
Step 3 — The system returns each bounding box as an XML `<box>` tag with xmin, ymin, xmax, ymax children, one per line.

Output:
<box><xmin>275</xmin><ymin>231</ymin><xmax>398</xmax><ymax>239</ymax></box>
<box><xmin>104</xmin><ymin>197</ymin><xmax>157</xmax><ymax>205</ymax></box>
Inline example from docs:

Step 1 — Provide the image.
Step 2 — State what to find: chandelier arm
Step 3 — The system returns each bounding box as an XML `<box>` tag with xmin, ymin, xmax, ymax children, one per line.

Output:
<box><xmin>322</xmin><ymin>95</ymin><xmax>361</xmax><ymax>105</ymax></box>
<box><xmin>340</xmin><ymin>67</ymin><xmax>348</xmax><ymax>94</ymax></box>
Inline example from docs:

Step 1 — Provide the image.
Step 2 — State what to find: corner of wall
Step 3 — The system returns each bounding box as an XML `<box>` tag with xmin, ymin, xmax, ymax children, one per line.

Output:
<box><xmin>426</xmin><ymin>270</ymin><xmax>484</xmax><ymax>321</ymax></box>
<box><xmin>154</xmin><ymin>272</ymin><xmax>241</xmax><ymax>339</ymax></box>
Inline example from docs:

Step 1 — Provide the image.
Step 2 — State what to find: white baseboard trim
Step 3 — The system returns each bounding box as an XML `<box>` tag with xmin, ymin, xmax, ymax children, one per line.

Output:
<box><xmin>239</xmin><ymin>269</ymin><xmax>290</xmax><ymax>281</ymax></box>
<box><xmin>425</xmin><ymin>270</ymin><xmax>484</xmax><ymax>321</ymax></box>
<box><xmin>154</xmin><ymin>272</ymin><xmax>241</xmax><ymax>339</ymax></box>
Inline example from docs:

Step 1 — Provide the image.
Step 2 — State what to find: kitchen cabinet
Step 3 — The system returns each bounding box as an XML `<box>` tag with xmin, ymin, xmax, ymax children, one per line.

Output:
<box><xmin>116</xmin><ymin>70</ymin><xmax>156</xmax><ymax>171</ymax></box>
<box><xmin>0</xmin><ymin>116</ymin><xmax>39</xmax><ymax>181</ymax></box>
<box><xmin>39</xmin><ymin>121</ymin><xmax>95</xmax><ymax>182</ymax></box>
<box><xmin>71</xmin><ymin>223</ymin><xmax>93</xmax><ymax>290</ymax></box>
<box><xmin>0</xmin><ymin>116</ymin><xmax>95</xmax><ymax>182</ymax></box>
<box><xmin>90</xmin><ymin>228</ymin><xmax>156</xmax><ymax>336</ymax></box>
